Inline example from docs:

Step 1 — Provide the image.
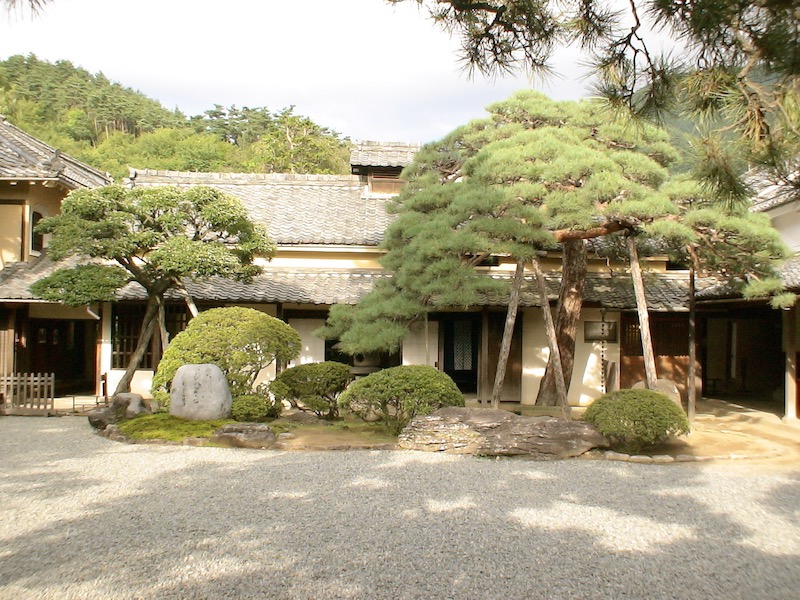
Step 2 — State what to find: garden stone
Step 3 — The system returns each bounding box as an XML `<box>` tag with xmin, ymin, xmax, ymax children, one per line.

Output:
<box><xmin>284</xmin><ymin>411</ymin><xmax>323</xmax><ymax>424</ymax></box>
<box><xmin>170</xmin><ymin>364</ymin><xmax>232</xmax><ymax>420</ymax></box>
<box><xmin>117</xmin><ymin>392</ymin><xmax>151</xmax><ymax>418</ymax></box>
<box><xmin>87</xmin><ymin>395</ymin><xmax>131</xmax><ymax>430</ymax></box>
<box><xmin>632</xmin><ymin>379</ymin><xmax>683</xmax><ymax>409</ymax></box>
<box><xmin>210</xmin><ymin>423</ymin><xmax>277</xmax><ymax>449</ymax></box>
<box><xmin>399</xmin><ymin>407</ymin><xmax>608</xmax><ymax>459</ymax></box>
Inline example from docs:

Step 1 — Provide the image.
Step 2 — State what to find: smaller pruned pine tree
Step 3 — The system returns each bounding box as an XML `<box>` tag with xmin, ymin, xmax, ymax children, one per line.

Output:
<box><xmin>32</xmin><ymin>185</ymin><xmax>274</xmax><ymax>394</ymax></box>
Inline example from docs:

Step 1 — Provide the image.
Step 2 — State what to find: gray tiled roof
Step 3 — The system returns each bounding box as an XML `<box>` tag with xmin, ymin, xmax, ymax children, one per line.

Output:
<box><xmin>696</xmin><ymin>254</ymin><xmax>800</xmax><ymax>299</ymax></box>
<box><xmin>481</xmin><ymin>271</ymin><xmax>696</xmax><ymax>310</ymax></box>
<box><xmin>748</xmin><ymin>168</ymin><xmax>799</xmax><ymax>213</ymax></box>
<box><xmin>2</xmin><ymin>254</ymin><xmax>695</xmax><ymax>310</ymax></box>
<box><xmin>0</xmin><ymin>254</ymin><xmax>85</xmax><ymax>300</ymax></box>
<box><xmin>0</xmin><ymin>116</ymin><xmax>111</xmax><ymax>189</ymax></box>
<box><xmin>115</xmin><ymin>269</ymin><xmax>697</xmax><ymax>310</ymax></box>
<box><xmin>127</xmin><ymin>169</ymin><xmax>393</xmax><ymax>247</ymax></box>
<box><xmin>116</xmin><ymin>268</ymin><xmax>394</xmax><ymax>305</ymax></box>
<box><xmin>780</xmin><ymin>255</ymin><xmax>800</xmax><ymax>290</ymax></box>
<box><xmin>350</xmin><ymin>141</ymin><xmax>420</xmax><ymax>168</ymax></box>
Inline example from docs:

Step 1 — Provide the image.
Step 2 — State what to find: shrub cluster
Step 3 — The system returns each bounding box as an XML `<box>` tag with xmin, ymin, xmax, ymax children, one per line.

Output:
<box><xmin>152</xmin><ymin>307</ymin><xmax>301</xmax><ymax>399</ymax></box>
<box><xmin>270</xmin><ymin>361</ymin><xmax>352</xmax><ymax>419</ymax></box>
<box><xmin>231</xmin><ymin>393</ymin><xmax>281</xmax><ymax>422</ymax></box>
<box><xmin>584</xmin><ymin>388</ymin><xmax>690</xmax><ymax>453</ymax></box>
<box><xmin>339</xmin><ymin>365</ymin><xmax>464</xmax><ymax>434</ymax></box>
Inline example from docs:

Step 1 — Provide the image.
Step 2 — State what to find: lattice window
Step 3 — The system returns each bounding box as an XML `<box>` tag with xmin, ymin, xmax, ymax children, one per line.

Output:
<box><xmin>112</xmin><ymin>303</ymin><xmax>190</xmax><ymax>369</ymax></box>
<box><xmin>621</xmin><ymin>315</ymin><xmax>689</xmax><ymax>358</ymax></box>
<box><xmin>452</xmin><ymin>320</ymin><xmax>473</xmax><ymax>371</ymax></box>
<box><xmin>112</xmin><ymin>305</ymin><xmax>153</xmax><ymax>369</ymax></box>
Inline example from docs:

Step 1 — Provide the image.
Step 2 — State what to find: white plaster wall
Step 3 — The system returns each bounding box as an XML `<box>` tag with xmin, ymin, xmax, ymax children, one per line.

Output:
<box><xmin>0</xmin><ymin>205</ymin><xmax>22</xmax><ymax>267</ymax></box>
<box><xmin>520</xmin><ymin>307</ymin><xmax>619</xmax><ymax>406</ymax></box>
<box><xmin>288</xmin><ymin>318</ymin><xmax>326</xmax><ymax>366</ymax></box>
<box><xmin>573</xmin><ymin>308</ymin><xmax>620</xmax><ymax>405</ymax></box>
<box><xmin>770</xmin><ymin>210</ymin><xmax>800</xmax><ymax>252</ymax></box>
<box><xmin>106</xmin><ymin>369</ymin><xmax>154</xmax><ymax>399</ymax></box>
<box><xmin>784</xmin><ymin>308</ymin><xmax>799</xmax><ymax>421</ymax></box>
<box><xmin>99</xmin><ymin>302</ymin><xmax>113</xmax><ymax>396</ymax></box>
<box><xmin>253</xmin><ymin>363</ymin><xmax>278</xmax><ymax>388</ymax></box>
<box><xmin>402</xmin><ymin>320</ymin><xmax>439</xmax><ymax>367</ymax></box>
<box><xmin>100</xmin><ymin>298</ymin><xmax>152</xmax><ymax>397</ymax></box>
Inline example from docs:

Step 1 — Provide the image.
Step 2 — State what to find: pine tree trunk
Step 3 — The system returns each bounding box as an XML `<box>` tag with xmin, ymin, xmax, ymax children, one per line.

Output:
<box><xmin>535</xmin><ymin>239</ymin><xmax>587</xmax><ymax>406</ymax></box>
<box><xmin>114</xmin><ymin>296</ymin><xmax>159</xmax><ymax>395</ymax></box>
<box><xmin>491</xmin><ymin>260</ymin><xmax>524</xmax><ymax>409</ymax></box>
<box><xmin>531</xmin><ymin>258</ymin><xmax>570</xmax><ymax>418</ymax></box>
<box><xmin>627</xmin><ymin>235</ymin><xmax>658</xmax><ymax>388</ymax></box>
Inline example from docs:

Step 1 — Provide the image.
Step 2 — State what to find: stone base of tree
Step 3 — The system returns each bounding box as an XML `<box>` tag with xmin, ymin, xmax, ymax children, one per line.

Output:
<box><xmin>210</xmin><ymin>423</ymin><xmax>277</xmax><ymax>449</ymax></box>
<box><xmin>398</xmin><ymin>407</ymin><xmax>609</xmax><ymax>459</ymax></box>
<box><xmin>88</xmin><ymin>393</ymin><xmax>151</xmax><ymax>430</ymax></box>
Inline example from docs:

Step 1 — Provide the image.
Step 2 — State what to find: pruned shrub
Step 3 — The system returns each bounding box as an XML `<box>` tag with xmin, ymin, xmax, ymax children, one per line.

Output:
<box><xmin>339</xmin><ymin>365</ymin><xmax>464</xmax><ymax>434</ymax></box>
<box><xmin>152</xmin><ymin>307</ymin><xmax>301</xmax><ymax>399</ymax></box>
<box><xmin>584</xmin><ymin>388</ymin><xmax>690</xmax><ymax>453</ymax></box>
<box><xmin>151</xmin><ymin>389</ymin><xmax>170</xmax><ymax>414</ymax></box>
<box><xmin>270</xmin><ymin>361</ymin><xmax>352</xmax><ymax>419</ymax></box>
<box><xmin>231</xmin><ymin>393</ymin><xmax>281</xmax><ymax>422</ymax></box>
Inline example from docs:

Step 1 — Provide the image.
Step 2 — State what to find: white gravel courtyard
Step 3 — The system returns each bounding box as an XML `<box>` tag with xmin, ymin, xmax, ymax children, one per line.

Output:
<box><xmin>2</xmin><ymin>417</ymin><xmax>800</xmax><ymax>599</ymax></box>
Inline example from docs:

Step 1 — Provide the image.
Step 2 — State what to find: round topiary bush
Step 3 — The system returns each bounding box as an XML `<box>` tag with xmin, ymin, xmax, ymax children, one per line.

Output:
<box><xmin>584</xmin><ymin>388</ymin><xmax>690</xmax><ymax>453</ymax></box>
<box><xmin>339</xmin><ymin>365</ymin><xmax>464</xmax><ymax>434</ymax></box>
<box><xmin>152</xmin><ymin>307</ymin><xmax>301</xmax><ymax>399</ymax></box>
<box><xmin>231</xmin><ymin>393</ymin><xmax>281</xmax><ymax>422</ymax></box>
<box><xmin>269</xmin><ymin>361</ymin><xmax>352</xmax><ymax>419</ymax></box>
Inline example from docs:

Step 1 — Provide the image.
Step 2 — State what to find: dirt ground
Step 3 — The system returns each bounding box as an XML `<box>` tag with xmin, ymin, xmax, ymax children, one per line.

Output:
<box><xmin>272</xmin><ymin>399</ymin><xmax>800</xmax><ymax>465</ymax></box>
<box><xmin>55</xmin><ymin>395</ymin><xmax>800</xmax><ymax>464</ymax></box>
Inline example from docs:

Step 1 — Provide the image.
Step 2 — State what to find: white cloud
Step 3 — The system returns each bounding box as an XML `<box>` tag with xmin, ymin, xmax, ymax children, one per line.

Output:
<box><xmin>0</xmin><ymin>0</ymin><xmax>605</xmax><ymax>143</ymax></box>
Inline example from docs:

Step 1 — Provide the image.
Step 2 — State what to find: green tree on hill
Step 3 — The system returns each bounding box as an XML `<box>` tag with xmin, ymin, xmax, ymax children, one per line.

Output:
<box><xmin>0</xmin><ymin>55</ymin><xmax>351</xmax><ymax>179</ymax></box>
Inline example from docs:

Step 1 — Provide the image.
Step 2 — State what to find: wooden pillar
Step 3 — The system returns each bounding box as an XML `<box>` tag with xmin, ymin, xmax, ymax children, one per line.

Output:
<box><xmin>478</xmin><ymin>308</ymin><xmax>490</xmax><ymax>404</ymax></box>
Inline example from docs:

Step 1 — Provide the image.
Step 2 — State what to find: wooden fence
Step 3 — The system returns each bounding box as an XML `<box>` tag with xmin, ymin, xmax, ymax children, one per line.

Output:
<box><xmin>0</xmin><ymin>373</ymin><xmax>55</xmax><ymax>415</ymax></box>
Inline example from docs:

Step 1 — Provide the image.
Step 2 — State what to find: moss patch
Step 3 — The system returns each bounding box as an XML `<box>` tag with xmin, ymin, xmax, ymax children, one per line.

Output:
<box><xmin>115</xmin><ymin>412</ymin><xmax>397</xmax><ymax>447</ymax></box>
<box><xmin>117</xmin><ymin>414</ymin><xmax>236</xmax><ymax>442</ymax></box>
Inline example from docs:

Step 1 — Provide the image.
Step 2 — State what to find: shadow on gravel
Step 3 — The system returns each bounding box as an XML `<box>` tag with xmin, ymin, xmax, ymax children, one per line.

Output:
<box><xmin>1</xmin><ymin>421</ymin><xmax>800</xmax><ymax>598</ymax></box>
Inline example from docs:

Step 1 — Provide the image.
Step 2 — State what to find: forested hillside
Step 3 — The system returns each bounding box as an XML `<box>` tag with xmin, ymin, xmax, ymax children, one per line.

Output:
<box><xmin>0</xmin><ymin>55</ymin><xmax>351</xmax><ymax>179</ymax></box>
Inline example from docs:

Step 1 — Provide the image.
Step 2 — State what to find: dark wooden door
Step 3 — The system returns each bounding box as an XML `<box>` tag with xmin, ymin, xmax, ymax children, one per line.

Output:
<box><xmin>442</xmin><ymin>318</ymin><xmax>480</xmax><ymax>393</ymax></box>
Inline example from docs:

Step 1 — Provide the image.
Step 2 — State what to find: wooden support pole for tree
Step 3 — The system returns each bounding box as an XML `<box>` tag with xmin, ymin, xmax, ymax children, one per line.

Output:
<box><xmin>156</xmin><ymin>295</ymin><xmax>169</xmax><ymax>354</ymax></box>
<box><xmin>532</xmin><ymin>258</ymin><xmax>570</xmax><ymax>418</ymax></box>
<box><xmin>627</xmin><ymin>234</ymin><xmax>658</xmax><ymax>389</ymax></box>
<box><xmin>175</xmin><ymin>282</ymin><xmax>199</xmax><ymax>318</ymax></box>
<box><xmin>491</xmin><ymin>260</ymin><xmax>524</xmax><ymax>409</ymax></box>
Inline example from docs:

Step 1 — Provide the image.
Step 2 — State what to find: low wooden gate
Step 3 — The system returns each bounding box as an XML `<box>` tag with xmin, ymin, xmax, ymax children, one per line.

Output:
<box><xmin>0</xmin><ymin>373</ymin><xmax>55</xmax><ymax>415</ymax></box>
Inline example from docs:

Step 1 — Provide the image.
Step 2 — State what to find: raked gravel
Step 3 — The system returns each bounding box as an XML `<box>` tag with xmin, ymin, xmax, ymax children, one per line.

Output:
<box><xmin>2</xmin><ymin>417</ymin><xmax>800</xmax><ymax>600</ymax></box>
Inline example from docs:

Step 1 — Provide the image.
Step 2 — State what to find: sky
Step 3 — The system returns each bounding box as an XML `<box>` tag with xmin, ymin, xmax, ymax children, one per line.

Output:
<box><xmin>0</xmin><ymin>0</ymin><xmax>599</xmax><ymax>144</ymax></box>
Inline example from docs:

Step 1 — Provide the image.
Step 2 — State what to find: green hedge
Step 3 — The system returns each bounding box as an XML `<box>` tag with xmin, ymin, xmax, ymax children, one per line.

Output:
<box><xmin>584</xmin><ymin>388</ymin><xmax>689</xmax><ymax>453</ymax></box>
<box><xmin>231</xmin><ymin>393</ymin><xmax>281</xmax><ymax>422</ymax></box>
<box><xmin>269</xmin><ymin>361</ymin><xmax>352</xmax><ymax>419</ymax></box>
<box><xmin>339</xmin><ymin>365</ymin><xmax>464</xmax><ymax>434</ymax></box>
